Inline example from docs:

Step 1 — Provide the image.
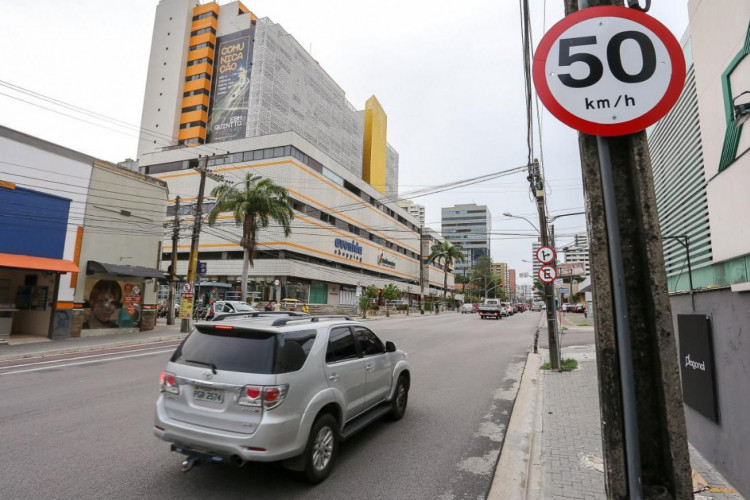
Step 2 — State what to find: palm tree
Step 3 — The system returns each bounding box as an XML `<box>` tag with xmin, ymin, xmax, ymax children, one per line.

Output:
<box><xmin>427</xmin><ymin>241</ymin><xmax>465</xmax><ymax>300</ymax></box>
<box><xmin>207</xmin><ymin>174</ymin><xmax>294</xmax><ymax>301</ymax></box>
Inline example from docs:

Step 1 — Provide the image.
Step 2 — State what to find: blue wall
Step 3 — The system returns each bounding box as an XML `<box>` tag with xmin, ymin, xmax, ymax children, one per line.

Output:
<box><xmin>0</xmin><ymin>185</ymin><xmax>71</xmax><ymax>259</ymax></box>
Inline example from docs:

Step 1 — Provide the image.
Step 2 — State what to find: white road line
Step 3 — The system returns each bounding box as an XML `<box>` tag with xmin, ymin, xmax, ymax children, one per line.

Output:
<box><xmin>0</xmin><ymin>349</ymin><xmax>176</xmax><ymax>376</ymax></box>
<box><xmin>0</xmin><ymin>343</ymin><xmax>180</xmax><ymax>370</ymax></box>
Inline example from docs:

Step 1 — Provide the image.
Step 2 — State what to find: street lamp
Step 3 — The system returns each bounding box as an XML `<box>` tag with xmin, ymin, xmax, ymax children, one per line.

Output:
<box><xmin>503</xmin><ymin>212</ymin><xmax>540</xmax><ymax>233</ymax></box>
<box><xmin>548</xmin><ymin>211</ymin><xmax>585</xmax><ymax>223</ymax></box>
<box><xmin>664</xmin><ymin>235</ymin><xmax>694</xmax><ymax>312</ymax></box>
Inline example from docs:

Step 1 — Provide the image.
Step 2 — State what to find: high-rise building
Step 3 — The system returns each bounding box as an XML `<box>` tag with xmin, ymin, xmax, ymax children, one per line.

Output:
<box><xmin>490</xmin><ymin>262</ymin><xmax>509</xmax><ymax>295</ymax></box>
<box><xmin>137</xmin><ymin>0</ymin><xmax>398</xmax><ymax>197</ymax></box>
<box><xmin>441</xmin><ymin>203</ymin><xmax>491</xmax><ymax>274</ymax></box>
<box><xmin>562</xmin><ymin>232</ymin><xmax>590</xmax><ymax>276</ymax></box>
<box><xmin>397</xmin><ymin>199</ymin><xmax>425</xmax><ymax>225</ymax></box>
<box><xmin>135</xmin><ymin>0</ymin><xmax>444</xmax><ymax>304</ymax></box>
<box><xmin>508</xmin><ymin>269</ymin><xmax>516</xmax><ymax>300</ymax></box>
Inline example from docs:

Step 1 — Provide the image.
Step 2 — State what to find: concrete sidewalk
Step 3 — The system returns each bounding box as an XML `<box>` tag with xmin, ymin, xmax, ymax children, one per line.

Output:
<box><xmin>0</xmin><ymin>322</ymin><xmax>186</xmax><ymax>362</ymax></box>
<box><xmin>489</xmin><ymin>327</ymin><xmax>744</xmax><ymax>499</ymax></box>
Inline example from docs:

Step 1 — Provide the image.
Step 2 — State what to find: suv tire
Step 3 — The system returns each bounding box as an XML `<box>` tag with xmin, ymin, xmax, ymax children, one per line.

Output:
<box><xmin>303</xmin><ymin>413</ymin><xmax>338</xmax><ymax>484</ymax></box>
<box><xmin>389</xmin><ymin>375</ymin><xmax>409</xmax><ymax>420</ymax></box>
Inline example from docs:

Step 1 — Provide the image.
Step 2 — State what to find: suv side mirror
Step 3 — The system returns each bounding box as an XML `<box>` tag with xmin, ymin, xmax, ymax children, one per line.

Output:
<box><xmin>385</xmin><ymin>341</ymin><xmax>396</xmax><ymax>353</ymax></box>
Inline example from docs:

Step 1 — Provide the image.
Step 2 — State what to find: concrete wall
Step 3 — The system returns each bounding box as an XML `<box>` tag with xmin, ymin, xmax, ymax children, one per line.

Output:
<box><xmin>75</xmin><ymin>161</ymin><xmax>168</xmax><ymax>304</ymax></box>
<box><xmin>670</xmin><ymin>288</ymin><xmax>750</xmax><ymax>496</ymax></box>
<box><xmin>688</xmin><ymin>0</ymin><xmax>750</xmax><ymax>262</ymax></box>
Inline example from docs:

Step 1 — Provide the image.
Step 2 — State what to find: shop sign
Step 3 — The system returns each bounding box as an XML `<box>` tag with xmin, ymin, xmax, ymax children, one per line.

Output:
<box><xmin>334</xmin><ymin>238</ymin><xmax>363</xmax><ymax>262</ymax></box>
<box><xmin>677</xmin><ymin>314</ymin><xmax>719</xmax><ymax>422</ymax></box>
<box><xmin>377</xmin><ymin>253</ymin><xmax>396</xmax><ymax>269</ymax></box>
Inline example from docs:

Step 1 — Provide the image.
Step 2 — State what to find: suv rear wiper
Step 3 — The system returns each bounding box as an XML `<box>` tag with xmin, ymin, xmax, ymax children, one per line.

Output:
<box><xmin>186</xmin><ymin>359</ymin><xmax>217</xmax><ymax>374</ymax></box>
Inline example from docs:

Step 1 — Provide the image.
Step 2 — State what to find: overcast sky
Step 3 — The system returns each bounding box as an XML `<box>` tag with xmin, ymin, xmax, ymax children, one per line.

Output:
<box><xmin>1</xmin><ymin>0</ymin><xmax>689</xmax><ymax>282</ymax></box>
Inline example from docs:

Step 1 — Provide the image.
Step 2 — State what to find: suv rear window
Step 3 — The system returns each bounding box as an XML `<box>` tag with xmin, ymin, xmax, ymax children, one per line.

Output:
<box><xmin>171</xmin><ymin>327</ymin><xmax>317</xmax><ymax>374</ymax></box>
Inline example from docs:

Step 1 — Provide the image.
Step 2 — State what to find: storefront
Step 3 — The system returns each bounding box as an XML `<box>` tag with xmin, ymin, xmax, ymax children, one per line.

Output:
<box><xmin>0</xmin><ymin>253</ymin><xmax>80</xmax><ymax>343</ymax></box>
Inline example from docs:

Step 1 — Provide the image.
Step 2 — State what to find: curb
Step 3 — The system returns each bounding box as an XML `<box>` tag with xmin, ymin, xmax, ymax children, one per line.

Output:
<box><xmin>488</xmin><ymin>350</ymin><xmax>543</xmax><ymax>500</ymax></box>
<box><xmin>0</xmin><ymin>333</ymin><xmax>187</xmax><ymax>362</ymax></box>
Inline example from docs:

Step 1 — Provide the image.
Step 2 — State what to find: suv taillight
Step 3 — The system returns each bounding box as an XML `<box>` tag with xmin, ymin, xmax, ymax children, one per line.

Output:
<box><xmin>159</xmin><ymin>371</ymin><xmax>179</xmax><ymax>395</ymax></box>
<box><xmin>238</xmin><ymin>384</ymin><xmax>289</xmax><ymax>410</ymax></box>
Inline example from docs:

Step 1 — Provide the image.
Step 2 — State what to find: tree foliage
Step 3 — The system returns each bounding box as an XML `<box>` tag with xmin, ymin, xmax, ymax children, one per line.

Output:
<box><xmin>427</xmin><ymin>241</ymin><xmax>465</xmax><ymax>299</ymax></box>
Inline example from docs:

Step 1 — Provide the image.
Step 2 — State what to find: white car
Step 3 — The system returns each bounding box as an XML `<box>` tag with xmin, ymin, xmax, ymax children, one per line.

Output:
<box><xmin>213</xmin><ymin>300</ymin><xmax>257</xmax><ymax>314</ymax></box>
<box><xmin>460</xmin><ymin>304</ymin><xmax>475</xmax><ymax>314</ymax></box>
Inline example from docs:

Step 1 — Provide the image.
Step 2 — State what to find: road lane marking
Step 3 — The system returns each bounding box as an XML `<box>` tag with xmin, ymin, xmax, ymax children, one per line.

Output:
<box><xmin>0</xmin><ymin>349</ymin><xmax>176</xmax><ymax>376</ymax></box>
<box><xmin>0</xmin><ymin>343</ymin><xmax>180</xmax><ymax>370</ymax></box>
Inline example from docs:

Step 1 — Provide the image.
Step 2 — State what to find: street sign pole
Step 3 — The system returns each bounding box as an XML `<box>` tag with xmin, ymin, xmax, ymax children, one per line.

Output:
<box><xmin>535</xmin><ymin>3</ymin><xmax>692</xmax><ymax>498</ymax></box>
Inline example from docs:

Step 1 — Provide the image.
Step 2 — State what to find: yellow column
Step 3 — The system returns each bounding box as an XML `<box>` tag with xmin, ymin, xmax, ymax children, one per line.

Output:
<box><xmin>362</xmin><ymin>96</ymin><xmax>387</xmax><ymax>194</ymax></box>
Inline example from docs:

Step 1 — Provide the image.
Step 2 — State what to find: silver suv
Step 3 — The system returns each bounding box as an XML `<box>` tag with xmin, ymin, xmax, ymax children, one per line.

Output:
<box><xmin>153</xmin><ymin>315</ymin><xmax>410</xmax><ymax>483</ymax></box>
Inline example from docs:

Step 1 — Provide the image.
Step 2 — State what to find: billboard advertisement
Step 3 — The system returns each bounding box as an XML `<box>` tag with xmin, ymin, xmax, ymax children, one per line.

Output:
<box><xmin>558</xmin><ymin>262</ymin><xmax>586</xmax><ymax>276</ymax></box>
<box><xmin>83</xmin><ymin>278</ymin><xmax>143</xmax><ymax>329</ymax></box>
<box><xmin>207</xmin><ymin>28</ymin><xmax>255</xmax><ymax>143</ymax></box>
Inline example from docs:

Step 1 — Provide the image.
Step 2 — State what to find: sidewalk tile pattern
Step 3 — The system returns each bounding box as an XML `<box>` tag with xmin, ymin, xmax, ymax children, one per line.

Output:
<box><xmin>541</xmin><ymin>355</ymin><xmax>607</xmax><ymax>499</ymax></box>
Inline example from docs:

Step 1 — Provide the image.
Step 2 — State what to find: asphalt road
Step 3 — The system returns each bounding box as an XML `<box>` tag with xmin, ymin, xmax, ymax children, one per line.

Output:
<box><xmin>0</xmin><ymin>312</ymin><xmax>540</xmax><ymax>500</ymax></box>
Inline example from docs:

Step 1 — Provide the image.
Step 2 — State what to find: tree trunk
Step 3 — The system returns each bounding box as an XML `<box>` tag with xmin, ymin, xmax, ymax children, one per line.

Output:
<box><xmin>443</xmin><ymin>260</ymin><xmax>448</xmax><ymax>300</ymax></box>
<box><xmin>386</xmin><ymin>303</ymin><xmax>389</xmax><ymax>318</ymax></box>
<box><xmin>241</xmin><ymin>248</ymin><xmax>250</xmax><ymax>302</ymax></box>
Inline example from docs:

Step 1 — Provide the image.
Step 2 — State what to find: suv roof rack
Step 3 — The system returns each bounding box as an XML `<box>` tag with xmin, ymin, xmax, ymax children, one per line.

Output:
<box><xmin>270</xmin><ymin>315</ymin><xmax>353</xmax><ymax>327</ymax></box>
<box><xmin>211</xmin><ymin>311</ymin><xmax>309</xmax><ymax>322</ymax></box>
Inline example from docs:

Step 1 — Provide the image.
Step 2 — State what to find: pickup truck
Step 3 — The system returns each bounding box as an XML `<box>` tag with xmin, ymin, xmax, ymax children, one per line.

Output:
<box><xmin>478</xmin><ymin>299</ymin><xmax>506</xmax><ymax>320</ymax></box>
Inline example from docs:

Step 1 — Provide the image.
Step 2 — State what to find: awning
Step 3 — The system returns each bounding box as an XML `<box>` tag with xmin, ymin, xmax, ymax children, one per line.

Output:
<box><xmin>87</xmin><ymin>261</ymin><xmax>165</xmax><ymax>279</ymax></box>
<box><xmin>195</xmin><ymin>281</ymin><xmax>233</xmax><ymax>289</ymax></box>
<box><xmin>0</xmin><ymin>253</ymin><xmax>80</xmax><ymax>273</ymax></box>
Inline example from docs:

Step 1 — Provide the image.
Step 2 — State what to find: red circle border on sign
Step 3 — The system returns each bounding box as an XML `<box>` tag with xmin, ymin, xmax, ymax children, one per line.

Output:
<box><xmin>532</xmin><ymin>6</ymin><xmax>686</xmax><ymax>137</ymax></box>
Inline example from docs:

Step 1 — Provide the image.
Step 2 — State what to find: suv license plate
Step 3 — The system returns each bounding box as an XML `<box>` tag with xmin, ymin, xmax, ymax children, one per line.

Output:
<box><xmin>193</xmin><ymin>386</ymin><xmax>224</xmax><ymax>404</ymax></box>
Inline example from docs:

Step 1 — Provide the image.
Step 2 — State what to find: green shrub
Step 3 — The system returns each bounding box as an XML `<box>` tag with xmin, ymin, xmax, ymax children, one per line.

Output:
<box><xmin>396</xmin><ymin>304</ymin><xmax>408</xmax><ymax>311</ymax></box>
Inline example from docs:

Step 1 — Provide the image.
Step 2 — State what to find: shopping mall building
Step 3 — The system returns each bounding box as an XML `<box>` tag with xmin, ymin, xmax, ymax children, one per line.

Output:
<box><xmin>138</xmin><ymin>0</ymin><xmax>453</xmax><ymax>306</ymax></box>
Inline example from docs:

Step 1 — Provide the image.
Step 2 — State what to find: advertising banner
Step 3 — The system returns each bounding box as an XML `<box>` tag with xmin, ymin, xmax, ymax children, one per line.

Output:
<box><xmin>83</xmin><ymin>278</ymin><xmax>143</xmax><ymax>329</ymax></box>
<box><xmin>207</xmin><ymin>28</ymin><xmax>255</xmax><ymax>143</ymax></box>
<box><xmin>558</xmin><ymin>262</ymin><xmax>586</xmax><ymax>276</ymax></box>
<box><xmin>179</xmin><ymin>292</ymin><xmax>194</xmax><ymax>320</ymax></box>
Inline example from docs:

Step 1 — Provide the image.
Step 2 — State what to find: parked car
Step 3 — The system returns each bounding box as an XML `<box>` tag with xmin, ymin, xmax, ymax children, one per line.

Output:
<box><xmin>154</xmin><ymin>315</ymin><xmax>411</xmax><ymax>483</ymax></box>
<box><xmin>213</xmin><ymin>300</ymin><xmax>257</xmax><ymax>314</ymax></box>
<box><xmin>460</xmin><ymin>303</ymin><xmax>475</xmax><ymax>314</ymax></box>
<box><xmin>478</xmin><ymin>299</ymin><xmax>506</xmax><ymax>319</ymax></box>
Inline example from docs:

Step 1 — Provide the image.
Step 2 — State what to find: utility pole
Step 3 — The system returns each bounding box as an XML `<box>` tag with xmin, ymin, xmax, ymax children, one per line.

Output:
<box><xmin>167</xmin><ymin>196</ymin><xmax>180</xmax><ymax>326</ymax></box>
<box><xmin>419</xmin><ymin>225</ymin><xmax>425</xmax><ymax>314</ymax></box>
<box><xmin>182</xmin><ymin>156</ymin><xmax>224</xmax><ymax>333</ymax></box>
<box><xmin>559</xmin><ymin>2</ymin><xmax>692</xmax><ymax>498</ymax></box>
<box><xmin>529</xmin><ymin>159</ymin><xmax>561</xmax><ymax>370</ymax></box>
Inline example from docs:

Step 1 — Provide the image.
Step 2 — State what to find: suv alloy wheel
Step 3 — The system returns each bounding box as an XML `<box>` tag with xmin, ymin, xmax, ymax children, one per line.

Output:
<box><xmin>304</xmin><ymin>413</ymin><xmax>338</xmax><ymax>483</ymax></box>
<box><xmin>390</xmin><ymin>375</ymin><xmax>409</xmax><ymax>420</ymax></box>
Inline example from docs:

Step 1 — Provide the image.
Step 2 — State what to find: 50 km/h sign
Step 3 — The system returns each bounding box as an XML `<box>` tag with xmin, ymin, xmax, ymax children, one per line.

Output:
<box><xmin>533</xmin><ymin>6</ymin><xmax>685</xmax><ymax>136</ymax></box>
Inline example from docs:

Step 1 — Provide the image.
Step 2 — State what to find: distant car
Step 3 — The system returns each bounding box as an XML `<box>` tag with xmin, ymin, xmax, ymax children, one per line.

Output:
<box><xmin>460</xmin><ymin>303</ymin><xmax>475</xmax><ymax>314</ymax></box>
<box><xmin>213</xmin><ymin>300</ymin><xmax>257</xmax><ymax>314</ymax></box>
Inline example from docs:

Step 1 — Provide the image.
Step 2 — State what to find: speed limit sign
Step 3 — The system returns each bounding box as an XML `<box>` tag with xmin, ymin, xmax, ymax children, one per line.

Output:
<box><xmin>533</xmin><ymin>6</ymin><xmax>685</xmax><ymax>136</ymax></box>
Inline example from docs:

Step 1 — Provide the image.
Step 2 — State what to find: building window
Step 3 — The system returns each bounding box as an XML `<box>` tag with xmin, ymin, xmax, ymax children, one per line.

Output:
<box><xmin>185</xmin><ymin>73</ymin><xmax>211</xmax><ymax>82</ymax></box>
<box><xmin>189</xmin><ymin>42</ymin><xmax>215</xmax><ymax>52</ymax></box>
<box><xmin>190</xmin><ymin>26</ymin><xmax>217</xmax><ymax>37</ymax></box>
<box><xmin>181</xmin><ymin>104</ymin><xmax>209</xmax><ymax>113</ymax></box>
<box><xmin>192</xmin><ymin>11</ymin><xmax>218</xmax><ymax>21</ymax></box>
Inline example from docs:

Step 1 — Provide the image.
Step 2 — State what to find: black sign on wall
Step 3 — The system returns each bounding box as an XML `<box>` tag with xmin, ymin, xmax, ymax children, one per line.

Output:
<box><xmin>677</xmin><ymin>314</ymin><xmax>719</xmax><ymax>422</ymax></box>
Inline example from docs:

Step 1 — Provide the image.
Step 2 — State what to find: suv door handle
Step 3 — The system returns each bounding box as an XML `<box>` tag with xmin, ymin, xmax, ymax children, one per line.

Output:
<box><xmin>328</xmin><ymin>374</ymin><xmax>339</xmax><ymax>382</ymax></box>
<box><xmin>365</xmin><ymin>364</ymin><xmax>374</xmax><ymax>371</ymax></box>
